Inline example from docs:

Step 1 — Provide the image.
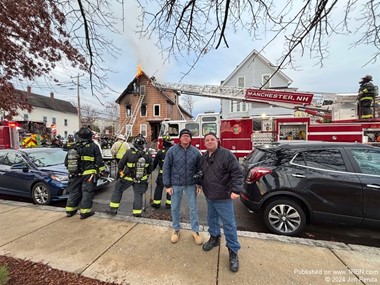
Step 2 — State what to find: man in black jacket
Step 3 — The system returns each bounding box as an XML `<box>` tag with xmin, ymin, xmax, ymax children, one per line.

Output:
<box><xmin>199</xmin><ymin>132</ymin><xmax>243</xmax><ymax>272</ymax></box>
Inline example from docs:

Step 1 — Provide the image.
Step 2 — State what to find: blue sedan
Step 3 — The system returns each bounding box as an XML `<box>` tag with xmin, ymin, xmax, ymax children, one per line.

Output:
<box><xmin>0</xmin><ymin>148</ymin><xmax>69</xmax><ymax>205</ymax></box>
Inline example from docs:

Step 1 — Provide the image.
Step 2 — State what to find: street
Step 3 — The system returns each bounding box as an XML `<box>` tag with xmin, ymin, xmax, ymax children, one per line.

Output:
<box><xmin>1</xmin><ymin>168</ymin><xmax>380</xmax><ymax>248</ymax></box>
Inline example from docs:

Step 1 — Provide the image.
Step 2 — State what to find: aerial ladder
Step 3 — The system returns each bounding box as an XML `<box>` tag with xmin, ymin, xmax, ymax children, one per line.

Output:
<box><xmin>151</xmin><ymin>80</ymin><xmax>333</xmax><ymax>116</ymax></box>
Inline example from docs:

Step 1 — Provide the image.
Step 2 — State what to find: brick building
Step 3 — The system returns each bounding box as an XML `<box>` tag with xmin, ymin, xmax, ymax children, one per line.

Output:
<box><xmin>115</xmin><ymin>71</ymin><xmax>192</xmax><ymax>143</ymax></box>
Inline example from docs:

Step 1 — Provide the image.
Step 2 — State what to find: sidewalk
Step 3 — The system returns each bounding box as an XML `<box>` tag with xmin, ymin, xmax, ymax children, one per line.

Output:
<box><xmin>0</xmin><ymin>200</ymin><xmax>379</xmax><ymax>285</ymax></box>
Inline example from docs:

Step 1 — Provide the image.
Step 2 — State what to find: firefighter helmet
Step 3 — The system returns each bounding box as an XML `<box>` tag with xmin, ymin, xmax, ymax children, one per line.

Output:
<box><xmin>361</xmin><ymin>75</ymin><xmax>373</xmax><ymax>83</ymax></box>
<box><xmin>76</xmin><ymin>127</ymin><xmax>93</xmax><ymax>142</ymax></box>
<box><xmin>133</xmin><ymin>135</ymin><xmax>146</xmax><ymax>150</ymax></box>
<box><xmin>67</xmin><ymin>134</ymin><xmax>74</xmax><ymax>142</ymax></box>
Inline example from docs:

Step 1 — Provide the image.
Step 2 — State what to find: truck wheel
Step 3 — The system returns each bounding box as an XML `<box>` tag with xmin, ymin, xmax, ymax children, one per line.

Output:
<box><xmin>32</xmin><ymin>182</ymin><xmax>52</xmax><ymax>205</ymax></box>
<box><xmin>263</xmin><ymin>198</ymin><xmax>306</xmax><ymax>236</ymax></box>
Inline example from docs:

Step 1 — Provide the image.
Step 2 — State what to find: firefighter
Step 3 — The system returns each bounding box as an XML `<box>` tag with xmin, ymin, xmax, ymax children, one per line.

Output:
<box><xmin>65</xmin><ymin>127</ymin><xmax>105</xmax><ymax>219</ymax></box>
<box><xmin>107</xmin><ymin>134</ymin><xmax>152</xmax><ymax>217</ymax></box>
<box><xmin>151</xmin><ymin>134</ymin><xmax>173</xmax><ymax>209</ymax></box>
<box><xmin>358</xmin><ymin>75</ymin><xmax>376</xmax><ymax>119</ymax></box>
<box><xmin>63</xmin><ymin>134</ymin><xmax>75</xmax><ymax>150</ymax></box>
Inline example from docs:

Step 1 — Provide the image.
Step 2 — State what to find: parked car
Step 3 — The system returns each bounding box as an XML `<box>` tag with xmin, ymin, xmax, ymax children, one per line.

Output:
<box><xmin>240</xmin><ymin>142</ymin><xmax>380</xmax><ymax>236</ymax></box>
<box><xmin>0</xmin><ymin>148</ymin><xmax>112</xmax><ymax>205</ymax></box>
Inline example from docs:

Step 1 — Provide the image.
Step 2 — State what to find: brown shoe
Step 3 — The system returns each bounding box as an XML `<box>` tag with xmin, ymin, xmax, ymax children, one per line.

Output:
<box><xmin>192</xmin><ymin>232</ymin><xmax>203</xmax><ymax>245</ymax></box>
<box><xmin>171</xmin><ymin>231</ymin><xmax>180</xmax><ymax>243</ymax></box>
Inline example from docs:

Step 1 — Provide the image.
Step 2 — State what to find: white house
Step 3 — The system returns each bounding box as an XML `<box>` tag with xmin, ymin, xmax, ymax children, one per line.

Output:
<box><xmin>221</xmin><ymin>50</ymin><xmax>295</xmax><ymax>119</ymax></box>
<box><xmin>15</xmin><ymin>87</ymin><xmax>79</xmax><ymax>138</ymax></box>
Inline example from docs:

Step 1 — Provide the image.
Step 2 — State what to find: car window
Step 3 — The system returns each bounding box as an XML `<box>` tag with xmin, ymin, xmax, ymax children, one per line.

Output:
<box><xmin>0</xmin><ymin>152</ymin><xmax>10</xmax><ymax>166</ymax></box>
<box><xmin>27</xmin><ymin>150</ymin><xmax>66</xmax><ymax>167</ymax></box>
<box><xmin>293</xmin><ymin>149</ymin><xmax>347</xmax><ymax>172</ymax></box>
<box><xmin>351</xmin><ymin>149</ymin><xmax>380</xmax><ymax>175</ymax></box>
<box><xmin>4</xmin><ymin>152</ymin><xmax>24</xmax><ymax>166</ymax></box>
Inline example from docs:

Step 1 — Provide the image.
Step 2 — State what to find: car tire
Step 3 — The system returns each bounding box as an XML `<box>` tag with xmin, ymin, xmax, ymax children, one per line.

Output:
<box><xmin>32</xmin><ymin>182</ymin><xmax>52</xmax><ymax>205</ymax></box>
<box><xmin>263</xmin><ymin>198</ymin><xmax>306</xmax><ymax>236</ymax></box>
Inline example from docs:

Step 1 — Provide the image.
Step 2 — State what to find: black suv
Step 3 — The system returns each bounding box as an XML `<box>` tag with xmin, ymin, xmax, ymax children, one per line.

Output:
<box><xmin>240</xmin><ymin>142</ymin><xmax>380</xmax><ymax>236</ymax></box>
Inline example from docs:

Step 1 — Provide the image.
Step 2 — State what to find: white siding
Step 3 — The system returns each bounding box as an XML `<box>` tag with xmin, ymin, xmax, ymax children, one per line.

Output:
<box><xmin>221</xmin><ymin>51</ymin><xmax>293</xmax><ymax>119</ymax></box>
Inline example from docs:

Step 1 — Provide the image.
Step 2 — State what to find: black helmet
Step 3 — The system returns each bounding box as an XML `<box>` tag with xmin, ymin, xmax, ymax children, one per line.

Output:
<box><xmin>76</xmin><ymin>127</ymin><xmax>93</xmax><ymax>142</ymax></box>
<box><xmin>361</xmin><ymin>75</ymin><xmax>373</xmax><ymax>83</ymax></box>
<box><xmin>133</xmin><ymin>135</ymin><xmax>146</xmax><ymax>149</ymax></box>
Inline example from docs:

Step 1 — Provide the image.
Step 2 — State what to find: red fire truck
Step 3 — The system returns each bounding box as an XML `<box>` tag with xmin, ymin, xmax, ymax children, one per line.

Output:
<box><xmin>0</xmin><ymin>120</ymin><xmax>49</xmax><ymax>149</ymax></box>
<box><xmin>155</xmin><ymin>82</ymin><xmax>380</xmax><ymax>157</ymax></box>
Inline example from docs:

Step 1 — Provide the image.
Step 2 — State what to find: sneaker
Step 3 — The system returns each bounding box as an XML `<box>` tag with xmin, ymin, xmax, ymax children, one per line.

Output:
<box><xmin>171</xmin><ymin>231</ymin><xmax>180</xmax><ymax>243</ymax></box>
<box><xmin>202</xmin><ymin>235</ymin><xmax>220</xmax><ymax>251</ymax></box>
<box><xmin>80</xmin><ymin>211</ymin><xmax>95</xmax><ymax>220</ymax></box>
<box><xmin>192</xmin><ymin>232</ymin><xmax>203</xmax><ymax>245</ymax></box>
<box><xmin>106</xmin><ymin>208</ymin><xmax>118</xmax><ymax>215</ymax></box>
<box><xmin>228</xmin><ymin>248</ymin><xmax>239</xmax><ymax>272</ymax></box>
<box><xmin>151</xmin><ymin>203</ymin><xmax>160</xmax><ymax>209</ymax></box>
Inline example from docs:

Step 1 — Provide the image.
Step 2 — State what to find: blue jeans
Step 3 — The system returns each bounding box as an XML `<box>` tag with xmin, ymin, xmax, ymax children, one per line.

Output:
<box><xmin>171</xmin><ymin>185</ymin><xmax>200</xmax><ymax>232</ymax></box>
<box><xmin>206</xmin><ymin>198</ymin><xmax>241</xmax><ymax>254</ymax></box>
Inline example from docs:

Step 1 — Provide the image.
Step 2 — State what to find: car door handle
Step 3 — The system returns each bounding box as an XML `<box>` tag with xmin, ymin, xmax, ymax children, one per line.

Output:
<box><xmin>291</xmin><ymin>174</ymin><xmax>305</xmax><ymax>178</ymax></box>
<box><xmin>366</xmin><ymin>184</ymin><xmax>380</xmax><ymax>189</ymax></box>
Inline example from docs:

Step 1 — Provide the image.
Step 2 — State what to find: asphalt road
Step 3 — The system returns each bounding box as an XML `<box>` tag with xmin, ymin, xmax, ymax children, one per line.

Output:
<box><xmin>1</xmin><ymin>168</ymin><xmax>380</xmax><ymax>248</ymax></box>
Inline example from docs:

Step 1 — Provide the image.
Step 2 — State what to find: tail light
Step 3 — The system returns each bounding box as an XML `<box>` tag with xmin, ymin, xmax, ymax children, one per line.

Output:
<box><xmin>246</xmin><ymin>167</ymin><xmax>272</xmax><ymax>183</ymax></box>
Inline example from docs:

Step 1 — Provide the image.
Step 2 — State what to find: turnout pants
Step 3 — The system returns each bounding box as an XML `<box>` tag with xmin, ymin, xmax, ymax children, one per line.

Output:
<box><xmin>110</xmin><ymin>179</ymin><xmax>148</xmax><ymax>216</ymax></box>
<box><xmin>152</xmin><ymin>174</ymin><xmax>171</xmax><ymax>206</ymax></box>
<box><xmin>65</xmin><ymin>175</ymin><xmax>96</xmax><ymax>215</ymax></box>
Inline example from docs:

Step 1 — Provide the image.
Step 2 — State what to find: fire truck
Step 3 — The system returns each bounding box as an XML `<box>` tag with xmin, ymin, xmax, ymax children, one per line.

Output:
<box><xmin>154</xmin><ymin>81</ymin><xmax>380</xmax><ymax>157</ymax></box>
<box><xmin>0</xmin><ymin>120</ymin><xmax>49</xmax><ymax>149</ymax></box>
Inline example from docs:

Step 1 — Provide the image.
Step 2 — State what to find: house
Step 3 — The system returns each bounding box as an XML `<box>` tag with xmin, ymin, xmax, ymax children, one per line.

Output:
<box><xmin>13</xmin><ymin>87</ymin><xmax>79</xmax><ymax>138</ymax></box>
<box><xmin>221</xmin><ymin>50</ymin><xmax>295</xmax><ymax>119</ymax></box>
<box><xmin>115</xmin><ymin>70</ymin><xmax>192</xmax><ymax>143</ymax></box>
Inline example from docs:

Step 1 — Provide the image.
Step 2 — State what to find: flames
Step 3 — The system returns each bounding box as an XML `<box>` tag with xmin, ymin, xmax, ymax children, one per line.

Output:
<box><xmin>136</xmin><ymin>64</ymin><xmax>143</xmax><ymax>78</ymax></box>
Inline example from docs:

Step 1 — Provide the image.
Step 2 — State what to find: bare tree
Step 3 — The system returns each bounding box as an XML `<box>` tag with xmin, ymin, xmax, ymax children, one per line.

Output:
<box><xmin>0</xmin><ymin>0</ymin><xmax>120</xmax><ymax>119</ymax></box>
<box><xmin>81</xmin><ymin>104</ymin><xmax>98</xmax><ymax>128</ymax></box>
<box><xmin>136</xmin><ymin>1</ymin><xmax>380</xmax><ymax>81</ymax></box>
<box><xmin>181</xmin><ymin>95</ymin><xmax>195</xmax><ymax>115</ymax></box>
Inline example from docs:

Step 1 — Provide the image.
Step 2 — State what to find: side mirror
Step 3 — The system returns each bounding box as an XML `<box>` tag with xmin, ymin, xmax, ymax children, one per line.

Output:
<box><xmin>11</xmin><ymin>163</ymin><xmax>29</xmax><ymax>172</ymax></box>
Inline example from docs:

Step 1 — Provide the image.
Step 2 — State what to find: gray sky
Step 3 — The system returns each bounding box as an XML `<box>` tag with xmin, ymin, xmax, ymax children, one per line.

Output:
<box><xmin>15</xmin><ymin>1</ymin><xmax>380</xmax><ymax>118</ymax></box>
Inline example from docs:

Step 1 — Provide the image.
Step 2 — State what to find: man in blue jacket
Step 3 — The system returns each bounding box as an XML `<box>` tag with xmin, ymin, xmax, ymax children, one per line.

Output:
<box><xmin>163</xmin><ymin>128</ymin><xmax>203</xmax><ymax>245</ymax></box>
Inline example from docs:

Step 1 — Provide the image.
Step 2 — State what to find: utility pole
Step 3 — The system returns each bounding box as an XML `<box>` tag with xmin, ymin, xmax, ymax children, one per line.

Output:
<box><xmin>71</xmin><ymin>74</ymin><xmax>84</xmax><ymax>129</ymax></box>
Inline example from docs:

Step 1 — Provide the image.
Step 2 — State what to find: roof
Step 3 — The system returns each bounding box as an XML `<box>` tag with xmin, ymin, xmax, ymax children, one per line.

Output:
<box><xmin>17</xmin><ymin>90</ymin><xmax>77</xmax><ymax>114</ymax></box>
<box><xmin>222</xmin><ymin>49</ymin><xmax>293</xmax><ymax>87</ymax></box>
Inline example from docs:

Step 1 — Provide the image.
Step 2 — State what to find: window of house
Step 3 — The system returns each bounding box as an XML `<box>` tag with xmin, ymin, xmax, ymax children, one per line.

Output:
<box><xmin>242</xmin><ymin>102</ymin><xmax>247</xmax><ymax>112</ymax></box>
<box><xmin>230</xmin><ymin>101</ymin><xmax>234</xmax><ymax>112</ymax></box>
<box><xmin>126</xmin><ymin>105</ymin><xmax>132</xmax><ymax>117</ymax></box>
<box><xmin>141</xmin><ymin>104</ymin><xmax>147</xmax><ymax>117</ymax></box>
<box><xmin>236</xmin><ymin>102</ymin><xmax>241</xmax><ymax>112</ymax></box>
<box><xmin>64</xmin><ymin>119</ymin><xmax>68</xmax><ymax>126</ymax></box>
<box><xmin>23</xmin><ymin>114</ymin><xmax>29</xmax><ymax>120</ymax></box>
<box><xmin>52</xmin><ymin>117</ymin><xmax>56</xmax><ymax>124</ymax></box>
<box><xmin>64</xmin><ymin>131</ymin><xmax>68</xmax><ymax>138</ymax></box>
<box><xmin>237</xmin><ymin>77</ymin><xmax>245</xmax><ymax>88</ymax></box>
<box><xmin>262</xmin><ymin>74</ymin><xmax>271</xmax><ymax>88</ymax></box>
<box><xmin>140</xmin><ymin>85</ymin><xmax>146</xmax><ymax>96</ymax></box>
<box><xmin>43</xmin><ymin>116</ymin><xmax>47</xmax><ymax>123</ymax></box>
<box><xmin>153</xmin><ymin>104</ymin><xmax>160</xmax><ymax>116</ymax></box>
<box><xmin>126</xmin><ymin>125</ymin><xmax>133</xmax><ymax>137</ymax></box>
<box><xmin>140</xmin><ymin>124</ymin><xmax>147</xmax><ymax>137</ymax></box>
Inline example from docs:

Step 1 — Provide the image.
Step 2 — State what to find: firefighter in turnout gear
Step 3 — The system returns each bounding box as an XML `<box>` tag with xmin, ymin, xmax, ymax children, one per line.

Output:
<box><xmin>151</xmin><ymin>134</ymin><xmax>173</xmax><ymax>209</ymax></box>
<box><xmin>107</xmin><ymin>134</ymin><xmax>152</xmax><ymax>217</ymax></box>
<box><xmin>358</xmin><ymin>75</ymin><xmax>376</xmax><ymax>119</ymax></box>
<box><xmin>65</xmin><ymin>127</ymin><xmax>105</xmax><ymax>219</ymax></box>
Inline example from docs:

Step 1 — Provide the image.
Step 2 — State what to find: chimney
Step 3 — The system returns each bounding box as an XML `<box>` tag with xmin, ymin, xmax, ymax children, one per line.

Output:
<box><xmin>27</xmin><ymin>86</ymin><xmax>31</xmax><ymax>97</ymax></box>
<box><xmin>50</xmin><ymin>92</ymin><xmax>54</xmax><ymax>99</ymax></box>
